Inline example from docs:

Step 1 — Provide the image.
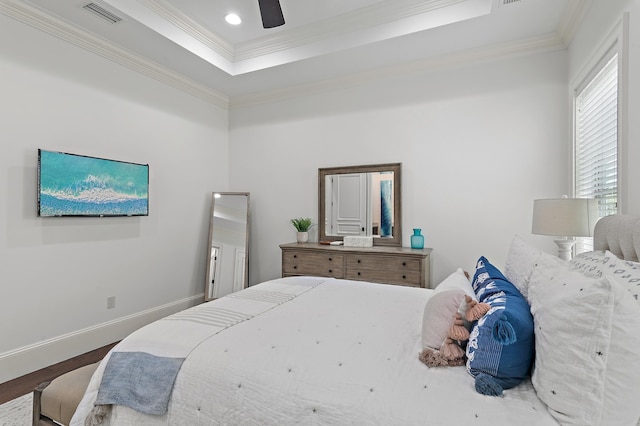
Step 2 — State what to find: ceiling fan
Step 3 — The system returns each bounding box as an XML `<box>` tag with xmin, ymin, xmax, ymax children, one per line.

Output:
<box><xmin>258</xmin><ymin>0</ymin><xmax>285</xmax><ymax>28</ymax></box>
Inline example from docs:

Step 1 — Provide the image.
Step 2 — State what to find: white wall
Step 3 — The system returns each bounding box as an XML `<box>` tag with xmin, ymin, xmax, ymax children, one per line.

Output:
<box><xmin>568</xmin><ymin>0</ymin><xmax>640</xmax><ymax>214</ymax></box>
<box><xmin>230</xmin><ymin>50</ymin><xmax>570</xmax><ymax>287</ymax></box>
<box><xmin>0</xmin><ymin>13</ymin><xmax>229</xmax><ymax>382</ymax></box>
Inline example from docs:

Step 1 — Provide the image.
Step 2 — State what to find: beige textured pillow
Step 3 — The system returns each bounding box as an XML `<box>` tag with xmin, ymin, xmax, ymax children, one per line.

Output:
<box><xmin>419</xmin><ymin>269</ymin><xmax>475</xmax><ymax>367</ymax></box>
<box><xmin>421</xmin><ymin>289</ymin><xmax>467</xmax><ymax>351</ymax></box>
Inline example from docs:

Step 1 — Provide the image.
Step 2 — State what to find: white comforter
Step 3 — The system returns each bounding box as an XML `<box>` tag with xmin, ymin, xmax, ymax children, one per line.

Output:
<box><xmin>72</xmin><ymin>276</ymin><xmax>559</xmax><ymax>425</ymax></box>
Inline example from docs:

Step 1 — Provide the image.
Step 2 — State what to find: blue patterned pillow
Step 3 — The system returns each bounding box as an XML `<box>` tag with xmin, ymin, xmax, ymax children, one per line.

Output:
<box><xmin>466</xmin><ymin>256</ymin><xmax>535</xmax><ymax>396</ymax></box>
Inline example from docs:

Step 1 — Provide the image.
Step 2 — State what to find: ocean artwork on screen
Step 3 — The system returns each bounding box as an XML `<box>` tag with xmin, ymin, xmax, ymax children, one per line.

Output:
<box><xmin>38</xmin><ymin>149</ymin><xmax>149</xmax><ymax>217</ymax></box>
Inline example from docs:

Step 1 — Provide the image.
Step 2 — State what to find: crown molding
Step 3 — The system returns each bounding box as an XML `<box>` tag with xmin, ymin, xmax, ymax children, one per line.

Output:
<box><xmin>141</xmin><ymin>0</ymin><xmax>234</xmax><ymax>62</ymax></box>
<box><xmin>556</xmin><ymin>0</ymin><xmax>590</xmax><ymax>46</ymax></box>
<box><xmin>234</xmin><ymin>0</ymin><xmax>467</xmax><ymax>61</ymax></box>
<box><xmin>0</xmin><ymin>0</ymin><xmax>229</xmax><ymax>108</ymax></box>
<box><xmin>229</xmin><ymin>32</ymin><xmax>566</xmax><ymax>109</ymax></box>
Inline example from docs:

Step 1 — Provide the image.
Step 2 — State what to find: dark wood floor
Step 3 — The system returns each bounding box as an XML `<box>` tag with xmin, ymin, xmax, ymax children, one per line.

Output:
<box><xmin>0</xmin><ymin>342</ymin><xmax>118</xmax><ymax>405</ymax></box>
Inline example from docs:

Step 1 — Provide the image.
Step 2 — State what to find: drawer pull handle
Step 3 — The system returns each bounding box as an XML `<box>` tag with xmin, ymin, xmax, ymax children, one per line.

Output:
<box><xmin>293</xmin><ymin>255</ymin><xmax>297</xmax><ymax>258</ymax></box>
<box><xmin>328</xmin><ymin>257</ymin><xmax>332</xmax><ymax>261</ymax></box>
<box><xmin>402</xmin><ymin>262</ymin><xmax>406</xmax><ymax>266</ymax></box>
<box><xmin>357</xmin><ymin>259</ymin><xmax>361</xmax><ymax>263</ymax></box>
<box><xmin>358</xmin><ymin>272</ymin><xmax>361</xmax><ymax>276</ymax></box>
<box><xmin>329</xmin><ymin>269</ymin><xmax>333</xmax><ymax>273</ymax></box>
<box><xmin>402</xmin><ymin>275</ymin><xmax>406</xmax><ymax>279</ymax></box>
<box><xmin>293</xmin><ymin>266</ymin><xmax>297</xmax><ymax>269</ymax></box>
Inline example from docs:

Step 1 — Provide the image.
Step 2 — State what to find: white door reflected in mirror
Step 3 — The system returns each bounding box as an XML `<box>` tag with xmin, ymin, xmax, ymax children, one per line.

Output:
<box><xmin>325</xmin><ymin>171</ymin><xmax>394</xmax><ymax>238</ymax></box>
<box><xmin>205</xmin><ymin>192</ymin><xmax>250</xmax><ymax>301</ymax></box>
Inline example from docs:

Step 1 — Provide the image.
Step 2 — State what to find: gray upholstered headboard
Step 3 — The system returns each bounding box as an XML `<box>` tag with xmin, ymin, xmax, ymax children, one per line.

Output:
<box><xmin>593</xmin><ymin>214</ymin><xmax>640</xmax><ymax>262</ymax></box>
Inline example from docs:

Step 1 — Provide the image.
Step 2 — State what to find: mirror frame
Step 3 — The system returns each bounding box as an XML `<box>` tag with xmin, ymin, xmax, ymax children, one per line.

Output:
<box><xmin>318</xmin><ymin>163</ymin><xmax>402</xmax><ymax>247</ymax></box>
<box><xmin>204</xmin><ymin>192</ymin><xmax>250</xmax><ymax>301</ymax></box>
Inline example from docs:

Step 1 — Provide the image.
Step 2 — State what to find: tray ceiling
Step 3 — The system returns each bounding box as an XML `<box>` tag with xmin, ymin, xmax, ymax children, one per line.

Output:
<box><xmin>1</xmin><ymin>0</ymin><xmax>587</xmax><ymax>104</ymax></box>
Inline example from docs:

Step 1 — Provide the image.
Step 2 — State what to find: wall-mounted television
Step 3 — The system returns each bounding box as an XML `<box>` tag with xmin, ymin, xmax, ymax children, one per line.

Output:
<box><xmin>37</xmin><ymin>149</ymin><xmax>149</xmax><ymax>217</ymax></box>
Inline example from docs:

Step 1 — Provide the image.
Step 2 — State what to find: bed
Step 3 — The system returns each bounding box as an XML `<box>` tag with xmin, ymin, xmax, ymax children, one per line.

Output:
<box><xmin>71</xmin><ymin>214</ymin><xmax>640</xmax><ymax>426</ymax></box>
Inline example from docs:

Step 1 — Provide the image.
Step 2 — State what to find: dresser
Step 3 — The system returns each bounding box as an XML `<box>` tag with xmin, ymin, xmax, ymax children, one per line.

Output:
<box><xmin>280</xmin><ymin>243</ymin><xmax>432</xmax><ymax>288</ymax></box>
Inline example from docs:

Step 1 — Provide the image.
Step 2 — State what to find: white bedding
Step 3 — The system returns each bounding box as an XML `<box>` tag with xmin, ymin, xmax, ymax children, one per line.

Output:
<box><xmin>72</xmin><ymin>276</ymin><xmax>559</xmax><ymax>426</ymax></box>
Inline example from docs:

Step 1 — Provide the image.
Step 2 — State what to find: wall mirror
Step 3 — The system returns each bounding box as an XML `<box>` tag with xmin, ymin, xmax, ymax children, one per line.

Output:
<box><xmin>205</xmin><ymin>192</ymin><xmax>250</xmax><ymax>301</ymax></box>
<box><xmin>318</xmin><ymin>163</ymin><xmax>401</xmax><ymax>247</ymax></box>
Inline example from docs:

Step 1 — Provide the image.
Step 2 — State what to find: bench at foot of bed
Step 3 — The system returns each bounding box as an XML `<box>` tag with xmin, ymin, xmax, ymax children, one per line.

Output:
<box><xmin>33</xmin><ymin>362</ymin><xmax>98</xmax><ymax>426</ymax></box>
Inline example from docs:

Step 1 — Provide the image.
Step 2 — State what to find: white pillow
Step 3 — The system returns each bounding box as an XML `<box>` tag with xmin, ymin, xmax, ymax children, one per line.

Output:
<box><xmin>570</xmin><ymin>250</ymin><xmax>640</xmax><ymax>307</ymax></box>
<box><xmin>605</xmin><ymin>251</ymin><xmax>640</xmax><ymax>306</ymax></box>
<box><xmin>529</xmin><ymin>262</ymin><xmax>640</xmax><ymax>425</ymax></box>
<box><xmin>600</xmin><ymin>274</ymin><xmax>640</xmax><ymax>424</ymax></box>
<box><xmin>503</xmin><ymin>235</ymin><xmax>563</xmax><ymax>302</ymax></box>
<box><xmin>568</xmin><ymin>250</ymin><xmax>612</xmax><ymax>277</ymax></box>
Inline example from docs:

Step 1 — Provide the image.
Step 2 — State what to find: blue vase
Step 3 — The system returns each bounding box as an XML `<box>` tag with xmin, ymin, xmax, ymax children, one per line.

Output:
<box><xmin>411</xmin><ymin>228</ymin><xmax>424</xmax><ymax>249</ymax></box>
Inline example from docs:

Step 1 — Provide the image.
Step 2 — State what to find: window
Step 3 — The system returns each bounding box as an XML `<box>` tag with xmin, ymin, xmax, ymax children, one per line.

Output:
<box><xmin>573</xmin><ymin>48</ymin><xmax>619</xmax><ymax>253</ymax></box>
<box><xmin>575</xmin><ymin>51</ymin><xmax>618</xmax><ymax>215</ymax></box>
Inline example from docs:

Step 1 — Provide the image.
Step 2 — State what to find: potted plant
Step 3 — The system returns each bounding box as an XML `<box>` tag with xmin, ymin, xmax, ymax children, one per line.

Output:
<box><xmin>291</xmin><ymin>217</ymin><xmax>314</xmax><ymax>243</ymax></box>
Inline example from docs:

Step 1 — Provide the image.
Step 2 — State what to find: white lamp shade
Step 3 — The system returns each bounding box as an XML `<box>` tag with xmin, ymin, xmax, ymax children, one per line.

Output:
<box><xmin>532</xmin><ymin>198</ymin><xmax>599</xmax><ymax>237</ymax></box>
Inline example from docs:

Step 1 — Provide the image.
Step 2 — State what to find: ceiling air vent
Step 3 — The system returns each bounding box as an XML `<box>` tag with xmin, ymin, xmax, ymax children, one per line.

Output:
<box><xmin>494</xmin><ymin>0</ymin><xmax>523</xmax><ymax>9</ymax></box>
<box><xmin>83</xmin><ymin>3</ymin><xmax>123</xmax><ymax>24</ymax></box>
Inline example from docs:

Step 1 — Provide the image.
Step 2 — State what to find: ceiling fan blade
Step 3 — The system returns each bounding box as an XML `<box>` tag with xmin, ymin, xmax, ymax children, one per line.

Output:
<box><xmin>258</xmin><ymin>0</ymin><xmax>285</xmax><ymax>29</ymax></box>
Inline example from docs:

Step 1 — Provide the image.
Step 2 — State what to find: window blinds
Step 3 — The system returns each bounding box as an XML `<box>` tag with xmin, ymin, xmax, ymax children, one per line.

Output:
<box><xmin>575</xmin><ymin>53</ymin><xmax>618</xmax><ymax>219</ymax></box>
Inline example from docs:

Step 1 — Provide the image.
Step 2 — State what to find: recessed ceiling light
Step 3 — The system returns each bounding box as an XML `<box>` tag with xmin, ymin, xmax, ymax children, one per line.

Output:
<box><xmin>225</xmin><ymin>13</ymin><xmax>241</xmax><ymax>25</ymax></box>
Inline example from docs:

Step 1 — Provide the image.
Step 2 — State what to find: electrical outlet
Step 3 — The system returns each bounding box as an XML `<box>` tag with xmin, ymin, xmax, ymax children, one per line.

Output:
<box><xmin>107</xmin><ymin>296</ymin><xmax>116</xmax><ymax>309</ymax></box>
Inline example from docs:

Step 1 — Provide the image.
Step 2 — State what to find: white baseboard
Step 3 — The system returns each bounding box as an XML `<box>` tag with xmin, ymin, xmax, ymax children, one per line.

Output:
<box><xmin>0</xmin><ymin>294</ymin><xmax>203</xmax><ymax>384</ymax></box>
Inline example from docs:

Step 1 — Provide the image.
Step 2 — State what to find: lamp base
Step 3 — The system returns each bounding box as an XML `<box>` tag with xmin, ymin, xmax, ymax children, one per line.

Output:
<box><xmin>554</xmin><ymin>239</ymin><xmax>576</xmax><ymax>261</ymax></box>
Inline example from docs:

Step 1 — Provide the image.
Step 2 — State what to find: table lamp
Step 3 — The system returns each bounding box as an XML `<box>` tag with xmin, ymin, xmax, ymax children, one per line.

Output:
<box><xmin>532</xmin><ymin>197</ymin><xmax>599</xmax><ymax>260</ymax></box>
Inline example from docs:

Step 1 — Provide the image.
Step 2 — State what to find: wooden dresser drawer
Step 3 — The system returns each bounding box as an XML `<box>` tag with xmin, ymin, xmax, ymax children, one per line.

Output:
<box><xmin>346</xmin><ymin>255</ymin><xmax>420</xmax><ymax>271</ymax></box>
<box><xmin>345</xmin><ymin>255</ymin><xmax>422</xmax><ymax>286</ymax></box>
<box><xmin>282</xmin><ymin>250</ymin><xmax>344</xmax><ymax>278</ymax></box>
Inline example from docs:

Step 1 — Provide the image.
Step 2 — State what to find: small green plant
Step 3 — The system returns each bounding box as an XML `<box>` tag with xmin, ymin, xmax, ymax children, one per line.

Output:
<box><xmin>291</xmin><ymin>217</ymin><xmax>314</xmax><ymax>232</ymax></box>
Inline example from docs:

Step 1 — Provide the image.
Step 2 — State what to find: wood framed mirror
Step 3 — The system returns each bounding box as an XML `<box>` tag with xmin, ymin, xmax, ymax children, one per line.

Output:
<box><xmin>318</xmin><ymin>163</ymin><xmax>401</xmax><ymax>247</ymax></box>
<box><xmin>204</xmin><ymin>192</ymin><xmax>250</xmax><ymax>301</ymax></box>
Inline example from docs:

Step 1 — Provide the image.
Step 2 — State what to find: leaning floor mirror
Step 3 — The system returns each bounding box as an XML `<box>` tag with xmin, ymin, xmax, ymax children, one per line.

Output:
<box><xmin>204</xmin><ymin>192</ymin><xmax>250</xmax><ymax>301</ymax></box>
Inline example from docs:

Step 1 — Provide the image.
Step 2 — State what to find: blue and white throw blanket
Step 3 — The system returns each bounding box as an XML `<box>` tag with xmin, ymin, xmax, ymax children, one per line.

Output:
<box><xmin>94</xmin><ymin>352</ymin><xmax>184</xmax><ymax>415</ymax></box>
